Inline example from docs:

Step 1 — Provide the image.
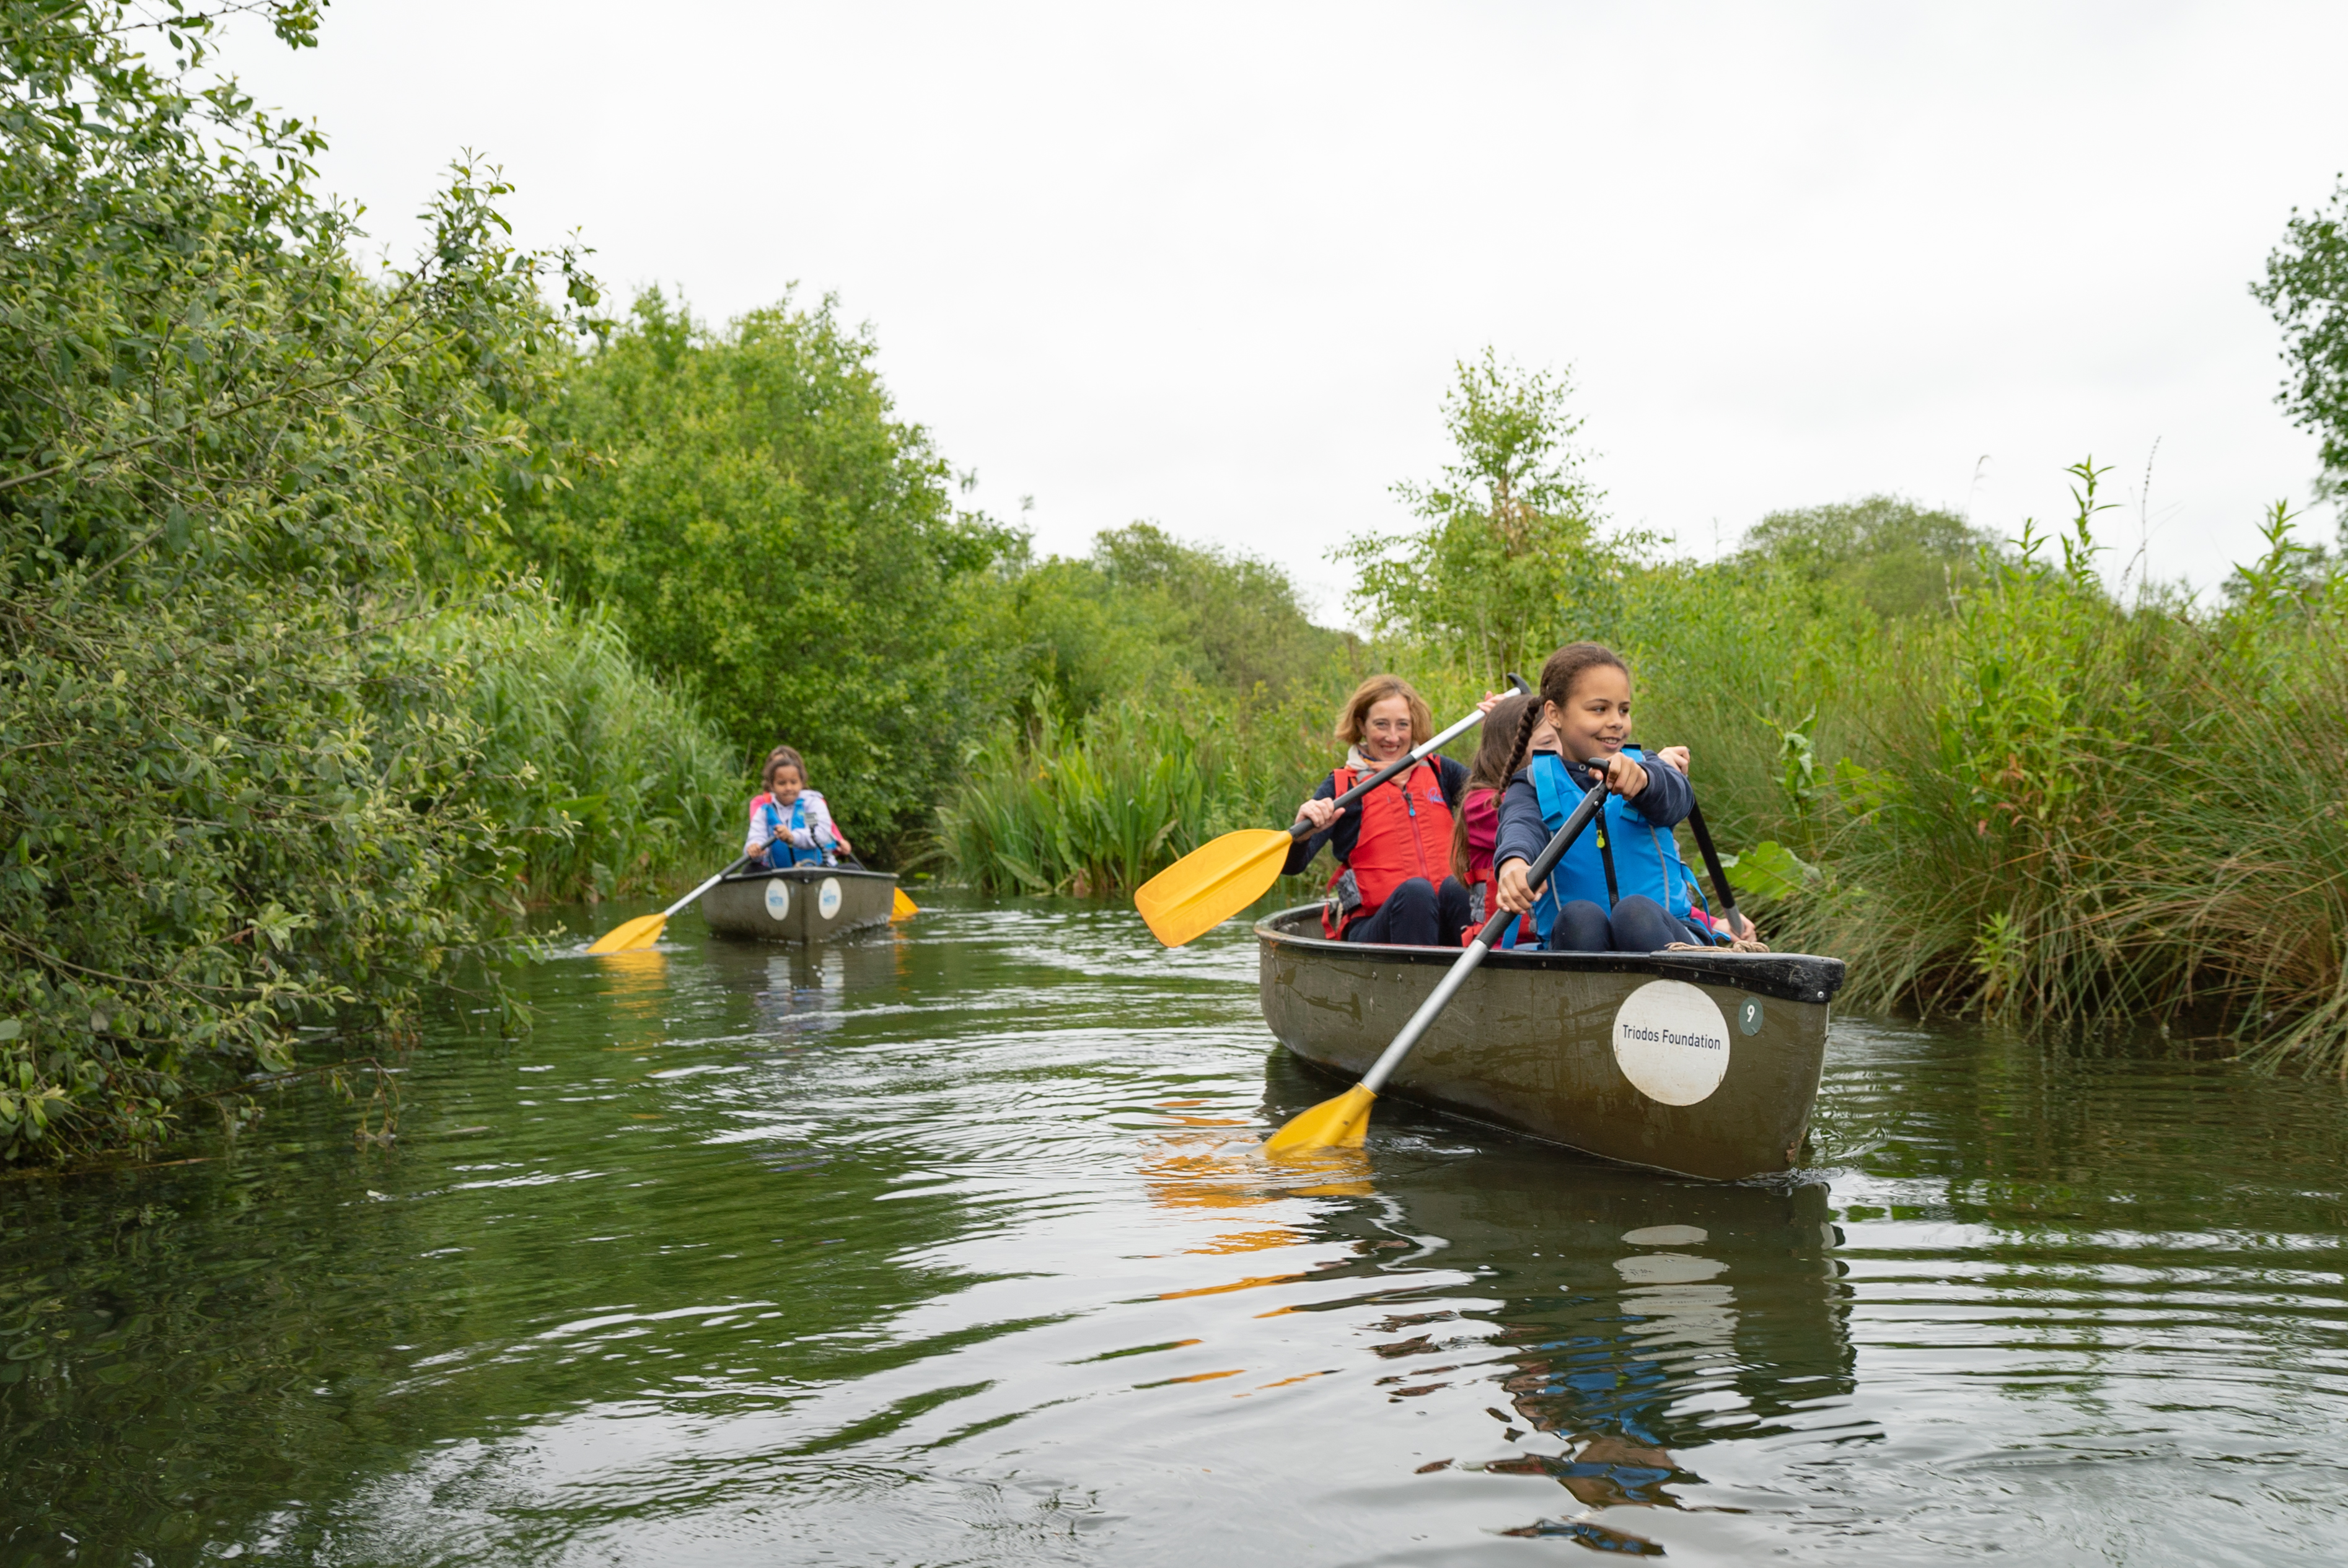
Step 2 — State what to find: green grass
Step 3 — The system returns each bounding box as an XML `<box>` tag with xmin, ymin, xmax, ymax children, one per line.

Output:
<box><xmin>934</xmin><ymin>689</ymin><xmax>1333</xmax><ymax>895</ymax></box>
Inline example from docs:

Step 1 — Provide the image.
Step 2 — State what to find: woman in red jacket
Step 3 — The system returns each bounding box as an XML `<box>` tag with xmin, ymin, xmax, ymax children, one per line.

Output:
<box><xmin>1284</xmin><ymin>675</ymin><xmax>1497</xmax><ymax>946</ymax></box>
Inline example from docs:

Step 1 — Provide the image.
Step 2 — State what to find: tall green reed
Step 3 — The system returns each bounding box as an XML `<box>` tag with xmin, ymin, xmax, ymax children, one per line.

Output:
<box><xmin>403</xmin><ymin>588</ymin><xmax>742</xmax><ymax>904</ymax></box>
<box><xmin>1749</xmin><ymin>469</ymin><xmax>2348</xmax><ymax>1072</ymax></box>
<box><xmin>936</xmin><ymin>688</ymin><xmax>1335</xmax><ymax>896</ymax></box>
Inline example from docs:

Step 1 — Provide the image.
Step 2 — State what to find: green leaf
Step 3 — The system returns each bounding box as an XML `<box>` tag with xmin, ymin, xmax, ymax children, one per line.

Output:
<box><xmin>1721</xmin><ymin>840</ymin><xmax>1817</xmax><ymax>904</ymax></box>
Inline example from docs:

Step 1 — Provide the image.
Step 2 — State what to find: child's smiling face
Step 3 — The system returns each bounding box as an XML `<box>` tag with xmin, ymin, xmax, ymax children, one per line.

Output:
<box><xmin>768</xmin><ymin>764</ymin><xmax>804</xmax><ymax>807</ymax></box>
<box><xmin>1544</xmin><ymin>665</ymin><xmax>1632</xmax><ymax>761</ymax></box>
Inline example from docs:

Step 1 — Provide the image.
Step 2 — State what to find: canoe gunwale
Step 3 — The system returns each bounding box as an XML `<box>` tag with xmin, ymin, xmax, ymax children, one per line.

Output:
<box><xmin>715</xmin><ymin>865</ymin><xmax>899</xmax><ymax>888</ymax></box>
<box><xmin>1252</xmin><ymin>903</ymin><xmax>1844</xmax><ymax>1005</ymax></box>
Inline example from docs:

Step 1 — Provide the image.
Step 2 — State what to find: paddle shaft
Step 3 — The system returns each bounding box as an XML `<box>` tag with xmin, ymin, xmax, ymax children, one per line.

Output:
<box><xmin>1682</xmin><ymin>802</ymin><xmax>1740</xmax><ymax>931</ymax></box>
<box><xmin>1291</xmin><ymin>675</ymin><xmax>1532</xmax><ymax>841</ymax></box>
<box><xmin>1356</xmin><ymin>772</ymin><xmax>1609</xmax><ymax>1097</ymax></box>
<box><xmin>1645</xmin><ymin>743</ymin><xmax>1741</xmax><ymax>931</ymax></box>
<box><xmin>664</xmin><ymin>857</ymin><xmax>750</xmax><ymax>918</ymax></box>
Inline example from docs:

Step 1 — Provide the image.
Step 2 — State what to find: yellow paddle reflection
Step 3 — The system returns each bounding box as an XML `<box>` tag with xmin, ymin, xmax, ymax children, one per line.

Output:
<box><xmin>1140</xmin><ymin>1107</ymin><xmax>1373</xmax><ymax>1266</ymax></box>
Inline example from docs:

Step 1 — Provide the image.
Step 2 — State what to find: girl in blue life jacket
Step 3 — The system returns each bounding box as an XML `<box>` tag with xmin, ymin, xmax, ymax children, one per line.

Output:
<box><xmin>1488</xmin><ymin>642</ymin><xmax>1754</xmax><ymax>952</ymax></box>
<box><xmin>744</xmin><ymin>747</ymin><xmax>846</xmax><ymax>870</ymax></box>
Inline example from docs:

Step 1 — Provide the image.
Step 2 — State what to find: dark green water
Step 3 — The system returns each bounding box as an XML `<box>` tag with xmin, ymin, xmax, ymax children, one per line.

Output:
<box><xmin>4</xmin><ymin>894</ymin><xmax>2346</xmax><ymax>1565</ymax></box>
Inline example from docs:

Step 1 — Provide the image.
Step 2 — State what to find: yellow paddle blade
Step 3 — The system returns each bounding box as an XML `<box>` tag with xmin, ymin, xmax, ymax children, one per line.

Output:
<box><xmin>1263</xmin><ymin>1084</ymin><xmax>1377</xmax><ymax>1155</ymax></box>
<box><xmin>1133</xmin><ymin>828</ymin><xmax>1293</xmax><ymax>947</ymax></box>
<box><xmin>586</xmin><ymin>913</ymin><xmax>667</xmax><ymax>954</ymax></box>
<box><xmin>891</xmin><ymin>887</ymin><xmax>919</xmax><ymax>921</ymax></box>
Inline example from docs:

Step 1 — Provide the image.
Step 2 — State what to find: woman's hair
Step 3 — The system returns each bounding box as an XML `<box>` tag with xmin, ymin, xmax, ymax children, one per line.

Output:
<box><xmin>1449</xmin><ymin>691</ymin><xmax>1532</xmax><ymax>881</ymax></box>
<box><xmin>1333</xmin><ymin>675</ymin><xmax>1434</xmax><ymax>751</ymax></box>
<box><xmin>763</xmin><ymin>745</ymin><xmax>807</xmax><ymax>790</ymax></box>
<box><xmin>1496</xmin><ymin>642</ymin><xmax>1630</xmax><ymax>794</ymax></box>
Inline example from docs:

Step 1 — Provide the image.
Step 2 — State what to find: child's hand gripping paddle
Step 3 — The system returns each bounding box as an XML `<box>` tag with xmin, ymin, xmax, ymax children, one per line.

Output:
<box><xmin>1264</xmin><ymin>766</ymin><xmax>1612</xmax><ymax>1154</ymax></box>
<box><xmin>1133</xmin><ymin>677</ymin><xmax>1531</xmax><ymax>947</ymax></box>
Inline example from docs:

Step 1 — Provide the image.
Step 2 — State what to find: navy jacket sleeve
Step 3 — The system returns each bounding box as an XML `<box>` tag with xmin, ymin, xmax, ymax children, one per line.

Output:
<box><xmin>1280</xmin><ymin>757</ymin><xmax>1469</xmax><ymax>877</ymax></box>
<box><xmin>1493</xmin><ymin>770</ymin><xmax>1548</xmax><ymax>872</ymax></box>
<box><xmin>1625</xmin><ymin>755</ymin><xmax>1693</xmax><ymax>829</ymax></box>
<box><xmin>1281</xmin><ymin>771</ymin><xmax>1352</xmax><ymax>875</ymax></box>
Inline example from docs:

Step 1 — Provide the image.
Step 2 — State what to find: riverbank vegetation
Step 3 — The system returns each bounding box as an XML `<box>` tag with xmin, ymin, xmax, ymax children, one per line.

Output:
<box><xmin>0</xmin><ymin>2</ymin><xmax>731</xmax><ymax>1162</ymax></box>
<box><xmin>7</xmin><ymin>4</ymin><xmax>2346</xmax><ymax>1167</ymax></box>
<box><xmin>939</xmin><ymin>354</ymin><xmax>2348</xmax><ymax>1075</ymax></box>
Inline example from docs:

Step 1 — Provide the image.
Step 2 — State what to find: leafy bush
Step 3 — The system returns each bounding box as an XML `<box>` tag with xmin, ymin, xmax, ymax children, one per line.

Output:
<box><xmin>0</xmin><ymin>2</ymin><xmax>719</xmax><ymax>1161</ymax></box>
<box><xmin>1001</xmin><ymin>522</ymin><xmax>1360</xmax><ymax>722</ymax></box>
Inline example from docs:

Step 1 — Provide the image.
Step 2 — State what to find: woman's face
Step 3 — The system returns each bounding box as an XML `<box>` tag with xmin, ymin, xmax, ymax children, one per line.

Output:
<box><xmin>1545</xmin><ymin>666</ymin><xmax>1632</xmax><ymax>761</ymax></box>
<box><xmin>768</xmin><ymin>764</ymin><xmax>803</xmax><ymax>806</ymax></box>
<box><xmin>1361</xmin><ymin>694</ymin><xmax>1414</xmax><ymax>763</ymax></box>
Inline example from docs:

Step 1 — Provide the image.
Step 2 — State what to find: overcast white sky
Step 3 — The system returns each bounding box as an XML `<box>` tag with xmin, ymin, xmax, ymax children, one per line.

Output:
<box><xmin>227</xmin><ymin>1</ymin><xmax>2348</xmax><ymax>619</ymax></box>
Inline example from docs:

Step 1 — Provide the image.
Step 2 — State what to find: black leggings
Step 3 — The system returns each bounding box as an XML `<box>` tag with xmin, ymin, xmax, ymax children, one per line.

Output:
<box><xmin>1547</xmin><ymin>893</ymin><xmax>1708</xmax><ymax>953</ymax></box>
<box><xmin>1345</xmin><ymin>875</ymin><xmax>1471</xmax><ymax>947</ymax></box>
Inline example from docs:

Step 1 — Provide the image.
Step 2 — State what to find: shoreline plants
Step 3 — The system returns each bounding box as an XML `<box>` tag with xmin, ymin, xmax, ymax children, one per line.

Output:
<box><xmin>939</xmin><ymin>351</ymin><xmax>2348</xmax><ymax>1075</ymax></box>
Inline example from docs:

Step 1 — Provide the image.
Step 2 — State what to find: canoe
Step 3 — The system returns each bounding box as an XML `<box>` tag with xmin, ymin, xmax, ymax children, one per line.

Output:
<box><xmin>700</xmin><ymin>865</ymin><xmax>899</xmax><ymax>944</ymax></box>
<box><xmin>1255</xmin><ymin>903</ymin><xmax>1846</xmax><ymax>1180</ymax></box>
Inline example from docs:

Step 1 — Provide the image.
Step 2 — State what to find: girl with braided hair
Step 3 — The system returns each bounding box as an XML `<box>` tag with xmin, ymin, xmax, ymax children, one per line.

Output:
<box><xmin>1488</xmin><ymin>643</ymin><xmax>1738</xmax><ymax>952</ymax></box>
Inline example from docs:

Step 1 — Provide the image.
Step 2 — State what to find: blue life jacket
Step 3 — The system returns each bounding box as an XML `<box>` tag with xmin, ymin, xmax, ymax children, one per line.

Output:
<box><xmin>1526</xmin><ymin>748</ymin><xmax>1711</xmax><ymax>945</ymax></box>
<box><xmin>763</xmin><ymin>795</ymin><xmax>828</xmax><ymax>867</ymax></box>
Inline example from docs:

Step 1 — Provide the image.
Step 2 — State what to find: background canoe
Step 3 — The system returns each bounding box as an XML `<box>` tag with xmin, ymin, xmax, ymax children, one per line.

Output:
<box><xmin>702</xmin><ymin>865</ymin><xmax>899</xmax><ymax>943</ymax></box>
<box><xmin>1255</xmin><ymin>904</ymin><xmax>1846</xmax><ymax>1180</ymax></box>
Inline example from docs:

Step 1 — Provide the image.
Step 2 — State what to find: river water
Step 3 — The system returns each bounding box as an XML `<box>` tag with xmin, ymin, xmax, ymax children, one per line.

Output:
<box><xmin>4</xmin><ymin>894</ymin><xmax>2345</xmax><ymax>1565</ymax></box>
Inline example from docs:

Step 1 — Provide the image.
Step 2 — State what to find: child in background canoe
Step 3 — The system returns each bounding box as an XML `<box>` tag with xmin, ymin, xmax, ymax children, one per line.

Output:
<box><xmin>745</xmin><ymin>747</ymin><xmax>846</xmax><ymax>870</ymax></box>
<box><xmin>1489</xmin><ymin>644</ymin><xmax>1731</xmax><ymax>952</ymax></box>
<box><xmin>1286</xmin><ymin>675</ymin><xmax>1500</xmax><ymax>945</ymax></box>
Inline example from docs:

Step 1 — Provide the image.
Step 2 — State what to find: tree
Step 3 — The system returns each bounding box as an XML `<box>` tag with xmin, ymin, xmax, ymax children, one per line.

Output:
<box><xmin>1337</xmin><ymin>351</ymin><xmax>1620</xmax><ymax>679</ymax></box>
<box><xmin>1</xmin><ymin>1</ymin><xmax>599</xmax><ymax>1158</ymax></box>
<box><xmin>1738</xmin><ymin>494</ymin><xmax>1995</xmax><ymax>618</ymax></box>
<box><xmin>2253</xmin><ymin>178</ymin><xmax>2348</xmax><ymax>508</ymax></box>
<box><xmin>509</xmin><ymin>291</ymin><xmax>1019</xmax><ymax>847</ymax></box>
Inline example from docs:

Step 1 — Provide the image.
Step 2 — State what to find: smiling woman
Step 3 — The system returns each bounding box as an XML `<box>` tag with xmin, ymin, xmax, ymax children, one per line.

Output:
<box><xmin>1284</xmin><ymin>674</ymin><xmax>1480</xmax><ymax>948</ymax></box>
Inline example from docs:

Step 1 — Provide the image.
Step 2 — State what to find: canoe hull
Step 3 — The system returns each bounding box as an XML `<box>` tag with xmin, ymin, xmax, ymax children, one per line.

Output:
<box><xmin>1255</xmin><ymin>904</ymin><xmax>1844</xmax><ymax>1181</ymax></box>
<box><xmin>701</xmin><ymin>866</ymin><xmax>897</xmax><ymax>944</ymax></box>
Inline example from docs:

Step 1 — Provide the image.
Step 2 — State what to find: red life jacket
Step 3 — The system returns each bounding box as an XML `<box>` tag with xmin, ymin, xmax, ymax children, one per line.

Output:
<box><xmin>1454</xmin><ymin>784</ymin><xmax>1534</xmax><ymax>948</ymax></box>
<box><xmin>1321</xmin><ymin>760</ymin><xmax>1456</xmax><ymax>937</ymax></box>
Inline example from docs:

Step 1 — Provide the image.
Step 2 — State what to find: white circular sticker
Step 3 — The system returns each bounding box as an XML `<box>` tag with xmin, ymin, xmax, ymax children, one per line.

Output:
<box><xmin>817</xmin><ymin>877</ymin><xmax>843</xmax><ymax>921</ymax></box>
<box><xmin>1611</xmin><ymin>979</ymin><xmax>1731</xmax><ymax>1106</ymax></box>
<box><xmin>1613</xmin><ymin>1253</ymin><xmax>1726</xmax><ymax>1284</ymax></box>
<box><xmin>763</xmin><ymin>879</ymin><xmax>791</xmax><ymax>922</ymax></box>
